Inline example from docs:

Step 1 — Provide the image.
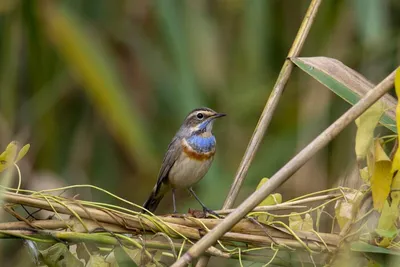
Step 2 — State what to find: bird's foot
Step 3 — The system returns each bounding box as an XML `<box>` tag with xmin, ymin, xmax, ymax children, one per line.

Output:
<box><xmin>203</xmin><ymin>207</ymin><xmax>221</xmax><ymax>218</ymax></box>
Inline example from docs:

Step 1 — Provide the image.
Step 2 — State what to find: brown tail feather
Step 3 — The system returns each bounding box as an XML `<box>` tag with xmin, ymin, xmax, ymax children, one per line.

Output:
<box><xmin>142</xmin><ymin>193</ymin><xmax>164</xmax><ymax>213</ymax></box>
<box><xmin>142</xmin><ymin>184</ymin><xmax>166</xmax><ymax>213</ymax></box>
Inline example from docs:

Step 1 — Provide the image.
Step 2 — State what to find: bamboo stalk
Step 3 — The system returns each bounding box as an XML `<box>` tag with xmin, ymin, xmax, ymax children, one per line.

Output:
<box><xmin>222</xmin><ymin>0</ymin><xmax>322</xmax><ymax>211</ymax></box>
<box><xmin>197</xmin><ymin>2</ymin><xmax>323</xmax><ymax>266</ymax></box>
<box><xmin>0</xmin><ymin>191</ymin><xmax>338</xmax><ymax>246</ymax></box>
<box><xmin>171</xmin><ymin>69</ymin><xmax>397</xmax><ymax>266</ymax></box>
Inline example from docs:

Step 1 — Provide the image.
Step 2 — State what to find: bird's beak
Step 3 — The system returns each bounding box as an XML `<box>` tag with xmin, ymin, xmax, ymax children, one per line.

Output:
<box><xmin>212</xmin><ymin>113</ymin><xmax>226</xmax><ymax>119</ymax></box>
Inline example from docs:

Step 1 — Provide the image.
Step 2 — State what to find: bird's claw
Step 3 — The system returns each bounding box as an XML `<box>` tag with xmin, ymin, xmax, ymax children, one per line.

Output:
<box><xmin>203</xmin><ymin>207</ymin><xmax>221</xmax><ymax>218</ymax></box>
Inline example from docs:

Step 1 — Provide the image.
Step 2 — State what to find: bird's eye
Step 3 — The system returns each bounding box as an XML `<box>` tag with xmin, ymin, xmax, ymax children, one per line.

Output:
<box><xmin>196</xmin><ymin>113</ymin><xmax>204</xmax><ymax>119</ymax></box>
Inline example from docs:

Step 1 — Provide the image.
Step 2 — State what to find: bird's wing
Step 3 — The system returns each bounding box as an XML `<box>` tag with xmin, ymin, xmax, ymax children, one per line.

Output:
<box><xmin>156</xmin><ymin>135</ymin><xmax>183</xmax><ymax>187</ymax></box>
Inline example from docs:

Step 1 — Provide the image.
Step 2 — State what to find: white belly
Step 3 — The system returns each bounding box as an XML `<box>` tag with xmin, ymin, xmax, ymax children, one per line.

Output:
<box><xmin>168</xmin><ymin>153</ymin><xmax>213</xmax><ymax>189</ymax></box>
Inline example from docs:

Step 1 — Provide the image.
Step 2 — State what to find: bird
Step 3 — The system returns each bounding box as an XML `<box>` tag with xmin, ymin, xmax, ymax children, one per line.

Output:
<box><xmin>142</xmin><ymin>107</ymin><xmax>226</xmax><ymax>215</ymax></box>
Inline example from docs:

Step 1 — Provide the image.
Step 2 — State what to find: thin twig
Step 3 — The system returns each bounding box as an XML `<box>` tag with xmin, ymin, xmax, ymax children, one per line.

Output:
<box><xmin>171</xmin><ymin>69</ymin><xmax>397</xmax><ymax>266</ymax></box>
<box><xmin>216</xmin><ymin>194</ymin><xmax>340</xmax><ymax>215</ymax></box>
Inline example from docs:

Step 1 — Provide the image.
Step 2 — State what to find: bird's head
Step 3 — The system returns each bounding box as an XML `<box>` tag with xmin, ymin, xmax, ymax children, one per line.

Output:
<box><xmin>182</xmin><ymin>107</ymin><xmax>226</xmax><ymax>135</ymax></box>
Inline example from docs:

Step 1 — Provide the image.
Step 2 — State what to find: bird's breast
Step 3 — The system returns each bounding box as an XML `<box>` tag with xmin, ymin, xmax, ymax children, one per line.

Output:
<box><xmin>167</xmin><ymin>137</ymin><xmax>216</xmax><ymax>188</ymax></box>
<box><xmin>185</xmin><ymin>135</ymin><xmax>216</xmax><ymax>157</ymax></box>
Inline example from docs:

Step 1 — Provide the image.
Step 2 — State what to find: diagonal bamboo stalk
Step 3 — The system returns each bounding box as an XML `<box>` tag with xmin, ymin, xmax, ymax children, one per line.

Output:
<box><xmin>222</xmin><ymin>0</ymin><xmax>322</xmax><ymax>210</ymax></box>
<box><xmin>197</xmin><ymin>1</ymin><xmax>323</xmax><ymax>266</ymax></box>
<box><xmin>171</xmin><ymin>69</ymin><xmax>397</xmax><ymax>266</ymax></box>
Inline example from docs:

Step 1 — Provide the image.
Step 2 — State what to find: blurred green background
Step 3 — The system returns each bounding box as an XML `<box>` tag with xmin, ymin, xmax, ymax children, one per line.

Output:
<box><xmin>0</xmin><ymin>0</ymin><xmax>399</xmax><ymax>266</ymax></box>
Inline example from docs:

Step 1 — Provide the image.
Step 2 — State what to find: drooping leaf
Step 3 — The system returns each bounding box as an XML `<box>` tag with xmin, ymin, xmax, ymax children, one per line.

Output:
<box><xmin>291</xmin><ymin>57</ymin><xmax>396</xmax><ymax>133</ymax></box>
<box><xmin>375</xmin><ymin>171</ymin><xmax>400</xmax><ymax>247</ymax></box>
<box><xmin>355</xmin><ymin>102</ymin><xmax>385</xmax><ymax>160</ymax></box>
<box><xmin>371</xmin><ymin>140</ymin><xmax>392</xmax><ymax>211</ymax></box>
<box><xmin>375</xmin><ymin>200</ymin><xmax>399</xmax><ymax>237</ymax></box>
<box><xmin>390</xmin><ymin>171</ymin><xmax>400</xmax><ymax>206</ymax></box>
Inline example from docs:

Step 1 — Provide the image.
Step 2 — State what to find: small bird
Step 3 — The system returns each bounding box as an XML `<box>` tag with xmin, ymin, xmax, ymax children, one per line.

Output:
<box><xmin>143</xmin><ymin>107</ymin><xmax>226</xmax><ymax>215</ymax></box>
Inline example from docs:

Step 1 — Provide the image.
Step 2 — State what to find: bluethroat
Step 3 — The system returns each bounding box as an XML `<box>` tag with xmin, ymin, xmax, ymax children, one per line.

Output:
<box><xmin>143</xmin><ymin>107</ymin><xmax>226</xmax><ymax>215</ymax></box>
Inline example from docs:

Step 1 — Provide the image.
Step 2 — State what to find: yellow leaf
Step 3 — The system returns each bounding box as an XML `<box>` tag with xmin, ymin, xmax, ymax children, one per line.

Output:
<box><xmin>335</xmin><ymin>192</ymin><xmax>364</xmax><ymax>230</ymax></box>
<box><xmin>376</xmin><ymin>237</ymin><xmax>391</xmax><ymax>248</ymax></box>
<box><xmin>256</xmin><ymin>178</ymin><xmax>268</xmax><ymax>191</ymax></box>
<box><xmin>0</xmin><ymin>141</ymin><xmax>18</xmax><ymax>172</ymax></box>
<box><xmin>371</xmin><ymin>140</ymin><xmax>393</xmax><ymax>211</ymax></box>
<box><xmin>377</xmin><ymin>200</ymin><xmax>398</xmax><ymax>232</ymax></box>
<box><xmin>391</xmin><ymin>171</ymin><xmax>400</xmax><ymax>191</ymax></box>
<box><xmin>391</xmin><ymin>68</ymin><xmax>400</xmax><ymax>172</ymax></box>
<box><xmin>255</xmin><ymin>178</ymin><xmax>282</xmax><ymax>224</ymax></box>
<box><xmin>335</xmin><ymin>201</ymin><xmax>353</xmax><ymax>230</ymax></box>
<box><xmin>355</xmin><ymin>101</ymin><xmax>384</xmax><ymax>160</ymax></box>
<box><xmin>0</xmin><ymin>142</ymin><xmax>31</xmax><ymax>173</ymax></box>
<box><xmin>289</xmin><ymin>213</ymin><xmax>303</xmax><ymax>231</ymax></box>
<box><xmin>15</xmin><ymin>144</ymin><xmax>30</xmax><ymax>162</ymax></box>
<box><xmin>256</xmin><ymin>178</ymin><xmax>282</xmax><ymax>206</ymax></box>
<box><xmin>302</xmin><ymin>214</ymin><xmax>314</xmax><ymax>231</ymax></box>
<box><xmin>289</xmin><ymin>213</ymin><xmax>313</xmax><ymax>231</ymax></box>
<box><xmin>395</xmin><ymin>67</ymin><xmax>400</xmax><ymax>102</ymax></box>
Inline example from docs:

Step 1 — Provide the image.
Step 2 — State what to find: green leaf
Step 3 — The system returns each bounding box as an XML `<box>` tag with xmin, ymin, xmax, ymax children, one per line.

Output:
<box><xmin>0</xmin><ymin>141</ymin><xmax>30</xmax><ymax>173</ymax></box>
<box><xmin>375</xmin><ymin>228</ymin><xmax>398</xmax><ymax>239</ymax></box>
<box><xmin>15</xmin><ymin>144</ymin><xmax>30</xmax><ymax>162</ymax></box>
<box><xmin>291</xmin><ymin>57</ymin><xmax>397</xmax><ymax>133</ymax></box>
<box><xmin>0</xmin><ymin>141</ymin><xmax>18</xmax><ymax>172</ymax></box>
<box><xmin>113</xmin><ymin>247</ymin><xmax>138</xmax><ymax>267</ymax></box>
<box><xmin>351</xmin><ymin>241</ymin><xmax>400</xmax><ymax>256</ymax></box>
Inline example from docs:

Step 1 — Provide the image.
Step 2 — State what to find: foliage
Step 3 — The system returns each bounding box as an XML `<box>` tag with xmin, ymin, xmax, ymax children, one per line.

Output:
<box><xmin>0</xmin><ymin>0</ymin><xmax>400</xmax><ymax>266</ymax></box>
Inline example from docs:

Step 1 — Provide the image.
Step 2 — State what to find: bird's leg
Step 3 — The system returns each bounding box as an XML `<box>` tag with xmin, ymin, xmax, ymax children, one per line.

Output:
<box><xmin>188</xmin><ymin>187</ymin><xmax>220</xmax><ymax>218</ymax></box>
<box><xmin>172</xmin><ymin>188</ymin><xmax>177</xmax><ymax>214</ymax></box>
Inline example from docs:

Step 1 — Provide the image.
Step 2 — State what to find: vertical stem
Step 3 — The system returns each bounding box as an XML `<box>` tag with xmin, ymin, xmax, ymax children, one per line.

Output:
<box><xmin>222</xmin><ymin>0</ymin><xmax>322</xmax><ymax>209</ymax></box>
<box><xmin>195</xmin><ymin>1</ymin><xmax>322</xmax><ymax>266</ymax></box>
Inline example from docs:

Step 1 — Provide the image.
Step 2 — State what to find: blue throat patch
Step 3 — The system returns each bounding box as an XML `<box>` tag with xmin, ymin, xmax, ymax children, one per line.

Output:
<box><xmin>186</xmin><ymin>135</ymin><xmax>216</xmax><ymax>153</ymax></box>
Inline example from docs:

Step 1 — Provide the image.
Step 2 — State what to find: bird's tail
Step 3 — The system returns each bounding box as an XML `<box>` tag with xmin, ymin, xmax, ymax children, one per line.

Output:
<box><xmin>142</xmin><ymin>183</ymin><xmax>166</xmax><ymax>213</ymax></box>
